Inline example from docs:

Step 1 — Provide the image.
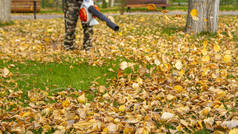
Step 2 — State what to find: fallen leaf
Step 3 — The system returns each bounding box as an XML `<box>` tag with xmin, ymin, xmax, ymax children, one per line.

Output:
<box><xmin>174</xmin><ymin>85</ymin><xmax>184</xmax><ymax>92</ymax></box>
<box><xmin>161</xmin><ymin>112</ymin><xmax>175</xmax><ymax>121</ymax></box>
<box><xmin>224</xmin><ymin>55</ymin><xmax>232</xmax><ymax>63</ymax></box>
<box><xmin>214</xmin><ymin>44</ymin><xmax>220</xmax><ymax>52</ymax></box>
<box><xmin>175</xmin><ymin>60</ymin><xmax>183</xmax><ymax>70</ymax></box>
<box><xmin>119</xmin><ymin>105</ymin><xmax>126</xmax><ymax>112</ymax></box>
<box><xmin>229</xmin><ymin>128</ymin><xmax>238</xmax><ymax>134</ymax></box>
<box><xmin>222</xmin><ymin>120</ymin><xmax>238</xmax><ymax>129</ymax></box>
<box><xmin>107</xmin><ymin>123</ymin><xmax>118</xmax><ymax>133</ymax></box>
<box><xmin>1</xmin><ymin>67</ymin><xmax>10</xmax><ymax>78</ymax></box>
<box><xmin>190</xmin><ymin>9</ymin><xmax>199</xmax><ymax>20</ymax></box>
<box><xmin>62</xmin><ymin>98</ymin><xmax>70</xmax><ymax>108</ymax></box>
<box><xmin>120</xmin><ymin>61</ymin><xmax>128</xmax><ymax>70</ymax></box>
<box><xmin>167</xmin><ymin>94</ymin><xmax>176</xmax><ymax>101</ymax></box>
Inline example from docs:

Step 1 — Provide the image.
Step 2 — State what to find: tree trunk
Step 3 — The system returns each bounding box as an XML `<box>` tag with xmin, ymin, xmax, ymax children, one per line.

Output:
<box><xmin>0</xmin><ymin>0</ymin><xmax>11</xmax><ymax>22</ymax></box>
<box><xmin>185</xmin><ymin>0</ymin><xmax>220</xmax><ymax>34</ymax></box>
<box><xmin>109</xmin><ymin>0</ymin><xmax>115</xmax><ymax>7</ymax></box>
<box><xmin>120</xmin><ymin>0</ymin><xmax>126</xmax><ymax>15</ymax></box>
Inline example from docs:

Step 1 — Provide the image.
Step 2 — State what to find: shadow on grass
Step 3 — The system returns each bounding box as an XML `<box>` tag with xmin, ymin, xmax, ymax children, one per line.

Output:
<box><xmin>198</xmin><ymin>31</ymin><xmax>218</xmax><ymax>38</ymax></box>
<box><xmin>160</xmin><ymin>25</ymin><xmax>185</xmax><ymax>35</ymax></box>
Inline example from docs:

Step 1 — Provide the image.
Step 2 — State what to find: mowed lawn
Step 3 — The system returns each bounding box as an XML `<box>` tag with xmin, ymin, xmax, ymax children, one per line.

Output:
<box><xmin>0</xmin><ymin>14</ymin><xmax>238</xmax><ymax>133</ymax></box>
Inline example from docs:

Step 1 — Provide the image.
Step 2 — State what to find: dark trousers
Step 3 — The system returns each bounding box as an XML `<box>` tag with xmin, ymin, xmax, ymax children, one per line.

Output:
<box><xmin>64</xmin><ymin>0</ymin><xmax>93</xmax><ymax>50</ymax></box>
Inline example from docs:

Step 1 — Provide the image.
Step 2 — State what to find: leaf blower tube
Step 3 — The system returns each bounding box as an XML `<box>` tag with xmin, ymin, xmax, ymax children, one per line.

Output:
<box><xmin>88</xmin><ymin>6</ymin><xmax>119</xmax><ymax>31</ymax></box>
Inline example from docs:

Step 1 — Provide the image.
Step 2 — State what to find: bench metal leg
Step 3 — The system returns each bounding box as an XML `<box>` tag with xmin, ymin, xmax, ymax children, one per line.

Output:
<box><xmin>127</xmin><ymin>7</ymin><xmax>131</xmax><ymax>12</ymax></box>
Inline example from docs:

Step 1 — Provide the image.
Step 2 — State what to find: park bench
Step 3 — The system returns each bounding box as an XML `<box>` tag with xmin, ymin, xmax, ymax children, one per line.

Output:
<box><xmin>11</xmin><ymin>0</ymin><xmax>41</xmax><ymax>13</ymax></box>
<box><xmin>125</xmin><ymin>0</ymin><xmax>169</xmax><ymax>11</ymax></box>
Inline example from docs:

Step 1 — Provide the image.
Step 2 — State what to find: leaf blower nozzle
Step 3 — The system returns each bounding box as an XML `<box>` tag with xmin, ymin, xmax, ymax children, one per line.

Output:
<box><xmin>88</xmin><ymin>6</ymin><xmax>119</xmax><ymax>31</ymax></box>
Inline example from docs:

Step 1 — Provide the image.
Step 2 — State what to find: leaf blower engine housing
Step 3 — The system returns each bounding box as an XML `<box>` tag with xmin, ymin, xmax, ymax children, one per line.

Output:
<box><xmin>79</xmin><ymin>0</ymin><xmax>119</xmax><ymax>31</ymax></box>
<box><xmin>79</xmin><ymin>0</ymin><xmax>99</xmax><ymax>26</ymax></box>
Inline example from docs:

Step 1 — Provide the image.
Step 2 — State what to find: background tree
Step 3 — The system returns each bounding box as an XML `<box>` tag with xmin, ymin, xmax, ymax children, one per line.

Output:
<box><xmin>186</xmin><ymin>0</ymin><xmax>220</xmax><ymax>34</ymax></box>
<box><xmin>0</xmin><ymin>0</ymin><xmax>11</xmax><ymax>23</ymax></box>
<box><xmin>102</xmin><ymin>0</ymin><xmax>108</xmax><ymax>8</ymax></box>
<box><xmin>109</xmin><ymin>0</ymin><xmax>115</xmax><ymax>7</ymax></box>
<box><xmin>120</xmin><ymin>0</ymin><xmax>126</xmax><ymax>15</ymax></box>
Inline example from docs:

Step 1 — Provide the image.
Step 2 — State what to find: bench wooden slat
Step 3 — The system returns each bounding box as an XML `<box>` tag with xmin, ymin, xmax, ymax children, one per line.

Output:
<box><xmin>126</xmin><ymin>0</ymin><xmax>168</xmax><ymax>4</ymax></box>
<box><xmin>125</xmin><ymin>0</ymin><xmax>169</xmax><ymax>9</ymax></box>
<box><xmin>11</xmin><ymin>0</ymin><xmax>41</xmax><ymax>13</ymax></box>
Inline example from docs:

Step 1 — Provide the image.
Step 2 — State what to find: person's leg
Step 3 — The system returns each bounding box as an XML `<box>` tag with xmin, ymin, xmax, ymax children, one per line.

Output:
<box><xmin>64</xmin><ymin>0</ymin><xmax>80</xmax><ymax>50</ymax></box>
<box><xmin>82</xmin><ymin>22</ymin><xmax>93</xmax><ymax>51</ymax></box>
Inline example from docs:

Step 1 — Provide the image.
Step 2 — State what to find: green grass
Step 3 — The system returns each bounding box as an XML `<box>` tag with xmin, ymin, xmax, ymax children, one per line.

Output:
<box><xmin>39</xmin><ymin>9</ymin><xmax>64</xmax><ymax>14</ymax></box>
<box><xmin>0</xmin><ymin>21</ymin><xmax>14</xmax><ymax>27</ymax></box>
<box><xmin>194</xmin><ymin>129</ymin><xmax>210</xmax><ymax>134</ymax></box>
<box><xmin>0</xmin><ymin>58</ymin><xmax>122</xmax><ymax>102</ymax></box>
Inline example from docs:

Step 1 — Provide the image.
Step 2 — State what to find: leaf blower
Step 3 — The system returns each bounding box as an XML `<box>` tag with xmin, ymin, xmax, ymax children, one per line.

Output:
<box><xmin>79</xmin><ymin>0</ymin><xmax>119</xmax><ymax>31</ymax></box>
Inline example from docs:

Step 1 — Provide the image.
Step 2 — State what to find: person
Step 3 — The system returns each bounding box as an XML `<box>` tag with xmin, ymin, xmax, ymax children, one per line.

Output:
<box><xmin>64</xmin><ymin>0</ymin><xmax>93</xmax><ymax>51</ymax></box>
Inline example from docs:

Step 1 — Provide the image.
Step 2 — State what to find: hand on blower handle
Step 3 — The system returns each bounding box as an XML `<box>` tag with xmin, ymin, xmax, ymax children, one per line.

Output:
<box><xmin>79</xmin><ymin>0</ymin><xmax>119</xmax><ymax>31</ymax></box>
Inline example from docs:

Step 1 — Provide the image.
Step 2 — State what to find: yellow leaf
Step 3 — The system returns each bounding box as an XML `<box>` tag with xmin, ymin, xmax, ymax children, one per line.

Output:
<box><xmin>217</xmin><ymin>91</ymin><xmax>226</xmax><ymax>98</ymax></box>
<box><xmin>140</xmin><ymin>18</ymin><xmax>145</xmax><ymax>22</ymax></box>
<box><xmin>228</xmin><ymin>31</ymin><xmax>233</xmax><ymax>38</ymax></box>
<box><xmin>114</xmin><ymin>118</ymin><xmax>120</xmax><ymax>123</ymax></box>
<box><xmin>22</xmin><ymin>111</ymin><xmax>31</xmax><ymax>117</ymax></box>
<box><xmin>135</xmin><ymin>128</ymin><xmax>149</xmax><ymax>134</ymax></box>
<box><xmin>123</xmin><ymin>126</ymin><xmax>131</xmax><ymax>134</ymax></box>
<box><xmin>102</xmin><ymin>128</ymin><xmax>108</xmax><ymax>133</ymax></box>
<box><xmin>174</xmin><ymin>85</ymin><xmax>184</xmax><ymax>92</ymax></box>
<box><xmin>119</xmin><ymin>105</ymin><xmax>126</xmax><ymax>112</ymax></box>
<box><xmin>179</xmin><ymin>69</ymin><xmax>185</xmax><ymax>76</ymax></box>
<box><xmin>190</xmin><ymin>9</ymin><xmax>198</xmax><ymax>17</ymax></box>
<box><xmin>201</xmin><ymin>48</ymin><xmax>208</xmax><ymax>56</ymax></box>
<box><xmin>47</xmin><ymin>28</ymin><xmax>53</xmax><ymax>33</ymax></box>
<box><xmin>224</xmin><ymin>55</ymin><xmax>232</xmax><ymax>63</ymax></box>
<box><xmin>201</xmin><ymin>67</ymin><xmax>209</xmax><ymax>76</ymax></box>
<box><xmin>198</xmin><ymin>120</ymin><xmax>203</xmax><ymax>128</ymax></box>
<box><xmin>30</xmin><ymin>97</ymin><xmax>37</xmax><ymax>102</ymax></box>
<box><xmin>62</xmin><ymin>98</ymin><xmax>70</xmax><ymax>108</ymax></box>
<box><xmin>164</xmin><ymin>15</ymin><xmax>170</xmax><ymax>21</ymax></box>
<box><xmin>229</xmin><ymin>128</ymin><xmax>238</xmax><ymax>134</ymax></box>
<box><xmin>200</xmin><ymin>107</ymin><xmax>211</xmax><ymax>116</ymax></box>
<box><xmin>161</xmin><ymin>10</ymin><xmax>168</xmax><ymax>14</ymax></box>
<box><xmin>77</xmin><ymin>93</ymin><xmax>86</xmax><ymax>103</ymax></box>
<box><xmin>44</xmin><ymin>37</ymin><xmax>50</xmax><ymax>43</ymax></box>
<box><xmin>146</xmin><ymin>4</ymin><xmax>156</xmax><ymax>10</ymax></box>
<box><xmin>190</xmin><ymin>9</ymin><xmax>199</xmax><ymax>20</ymax></box>
<box><xmin>119</xmin><ymin>32</ymin><xmax>123</xmax><ymax>36</ymax></box>
<box><xmin>202</xmin><ymin>56</ymin><xmax>210</xmax><ymax>62</ymax></box>
<box><xmin>221</xmin><ymin>70</ymin><xmax>227</xmax><ymax>78</ymax></box>
<box><xmin>214</xmin><ymin>44</ymin><xmax>220</xmax><ymax>52</ymax></box>
<box><xmin>136</xmin><ymin>77</ymin><xmax>143</xmax><ymax>85</ymax></box>
<box><xmin>176</xmin><ymin>125</ymin><xmax>183</xmax><ymax>131</ymax></box>
<box><xmin>203</xmin><ymin>40</ymin><xmax>208</xmax><ymax>47</ymax></box>
<box><xmin>213</xmin><ymin>130</ymin><xmax>225</xmax><ymax>134</ymax></box>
